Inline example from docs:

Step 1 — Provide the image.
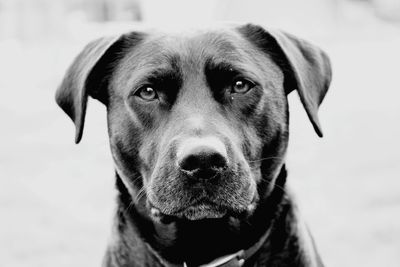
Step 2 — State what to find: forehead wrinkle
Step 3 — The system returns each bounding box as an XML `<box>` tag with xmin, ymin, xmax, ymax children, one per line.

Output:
<box><xmin>170</xmin><ymin>32</ymin><xmax>246</xmax><ymax>83</ymax></box>
<box><xmin>197</xmin><ymin>33</ymin><xmax>241</xmax><ymax>62</ymax></box>
<box><xmin>134</xmin><ymin>52</ymin><xmax>180</xmax><ymax>75</ymax></box>
<box><xmin>186</xmin><ymin>30</ymin><xmax>273</xmax><ymax>82</ymax></box>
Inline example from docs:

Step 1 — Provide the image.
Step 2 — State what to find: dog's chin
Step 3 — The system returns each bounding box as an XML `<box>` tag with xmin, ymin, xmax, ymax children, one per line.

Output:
<box><xmin>149</xmin><ymin>201</ymin><xmax>256</xmax><ymax>223</ymax></box>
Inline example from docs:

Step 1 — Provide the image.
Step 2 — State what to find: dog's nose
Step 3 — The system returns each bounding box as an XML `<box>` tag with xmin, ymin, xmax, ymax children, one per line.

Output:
<box><xmin>179</xmin><ymin>146</ymin><xmax>228</xmax><ymax>171</ymax></box>
<box><xmin>177</xmin><ymin>137</ymin><xmax>228</xmax><ymax>179</ymax></box>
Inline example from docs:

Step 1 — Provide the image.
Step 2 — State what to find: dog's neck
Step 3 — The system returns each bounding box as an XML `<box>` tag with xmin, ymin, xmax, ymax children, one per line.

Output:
<box><xmin>105</xmin><ymin>166</ymin><xmax>308</xmax><ymax>267</ymax></box>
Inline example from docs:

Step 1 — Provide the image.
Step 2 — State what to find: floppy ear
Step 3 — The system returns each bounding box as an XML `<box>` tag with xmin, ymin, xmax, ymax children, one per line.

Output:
<box><xmin>55</xmin><ymin>32</ymin><xmax>143</xmax><ymax>143</ymax></box>
<box><xmin>237</xmin><ymin>24</ymin><xmax>332</xmax><ymax>137</ymax></box>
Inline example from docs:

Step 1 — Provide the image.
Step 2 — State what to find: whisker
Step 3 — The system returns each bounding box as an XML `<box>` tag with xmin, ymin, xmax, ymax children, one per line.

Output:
<box><xmin>123</xmin><ymin>184</ymin><xmax>150</xmax><ymax>214</ymax></box>
<box><xmin>120</xmin><ymin>173</ymin><xmax>148</xmax><ymax>214</ymax></box>
<box><xmin>135</xmin><ymin>177</ymin><xmax>155</xmax><ymax>204</ymax></box>
<box><xmin>259</xmin><ymin>176</ymin><xmax>288</xmax><ymax>196</ymax></box>
<box><xmin>248</xmin><ymin>156</ymin><xmax>285</xmax><ymax>164</ymax></box>
<box><xmin>135</xmin><ymin>186</ymin><xmax>147</xmax><ymax>203</ymax></box>
<box><xmin>123</xmin><ymin>200</ymin><xmax>135</xmax><ymax>214</ymax></box>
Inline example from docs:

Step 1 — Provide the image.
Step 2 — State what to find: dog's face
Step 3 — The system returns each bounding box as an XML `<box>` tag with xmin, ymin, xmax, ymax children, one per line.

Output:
<box><xmin>56</xmin><ymin>24</ymin><xmax>331</xmax><ymax>222</ymax></box>
<box><xmin>107</xmin><ymin>30</ymin><xmax>288</xmax><ymax>220</ymax></box>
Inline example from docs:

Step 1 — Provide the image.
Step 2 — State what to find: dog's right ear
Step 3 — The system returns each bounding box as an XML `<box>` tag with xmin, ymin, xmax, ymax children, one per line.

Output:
<box><xmin>55</xmin><ymin>32</ymin><xmax>143</xmax><ymax>144</ymax></box>
<box><xmin>236</xmin><ymin>24</ymin><xmax>332</xmax><ymax>137</ymax></box>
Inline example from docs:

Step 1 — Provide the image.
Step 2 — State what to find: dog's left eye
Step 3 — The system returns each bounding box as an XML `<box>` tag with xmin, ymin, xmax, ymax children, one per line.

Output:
<box><xmin>135</xmin><ymin>86</ymin><xmax>158</xmax><ymax>101</ymax></box>
<box><xmin>231</xmin><ymin>79</ymin><xmax>255</xmax><ymax>94</ymax></box>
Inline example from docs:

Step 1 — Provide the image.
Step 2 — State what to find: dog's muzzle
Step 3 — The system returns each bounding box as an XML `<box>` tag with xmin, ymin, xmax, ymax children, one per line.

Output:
<box><xmin>147</xmin><ymin>133</ymin><xmax>256</xmax><ymax>221</ymax></box>
<box><xmin>176</xmin><ymin>136</ymin><xmax>228</xmax><ymax>181</ymax></box>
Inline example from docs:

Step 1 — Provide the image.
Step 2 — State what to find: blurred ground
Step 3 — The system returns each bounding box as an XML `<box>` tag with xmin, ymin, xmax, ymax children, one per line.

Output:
<box><xmin>1</xmin><ymin>1</ymin><xmax>400</xmax><ymax>267</ymax></box>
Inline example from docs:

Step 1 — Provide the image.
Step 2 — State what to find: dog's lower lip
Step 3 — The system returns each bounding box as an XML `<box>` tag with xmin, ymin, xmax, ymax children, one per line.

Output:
<box><xmin>149</xmin><ymin>200</ymin><xmax>227</xmax><ymax>220</ymax></box>
<box><xmin>176</xmin><ymin>202</ymin><xmax>228</xmax><ymax>220</ymax></box>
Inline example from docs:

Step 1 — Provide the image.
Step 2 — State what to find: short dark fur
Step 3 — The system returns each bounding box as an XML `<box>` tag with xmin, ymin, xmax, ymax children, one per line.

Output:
<box><xmin>56</xmin><ymin>23</ymin><xmax>331</xmax><ymax>267</ymax></box>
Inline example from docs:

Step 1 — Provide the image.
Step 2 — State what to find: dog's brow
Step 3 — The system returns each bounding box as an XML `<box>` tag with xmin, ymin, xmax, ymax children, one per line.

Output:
<box><xmin>139</xmin><ymin>56</ymin><xmax>182</xmax><ymax>86</ymax></box>
<box><xmin>146</xmin><ymin>68</ymin><xmax>179</xmax><ymax>81</ymax></box>
<box><xmin>204</xmin><ymin>57</ymin><xmax>259</xmax><ymax>79</ymax></box>
<box><xmin>205</xmin><ymin>59</ymin><xmax>239</xmax><ymax>75</ymax></box>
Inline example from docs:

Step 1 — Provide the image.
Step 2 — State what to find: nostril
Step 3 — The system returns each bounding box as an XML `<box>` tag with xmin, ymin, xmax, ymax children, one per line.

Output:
<box><xmin>208</xmin><ymin>152</ymin><xmax>228</xmax><ymax>170</ymax></box>
<box><xmin>179</xmin><ymin>153</ymin><xmax>203</xmax><ymax>172</ymax></box>
<box><xmin>178</xmin><ymin>148</ymin><xmax>228</xmax><ymax>176</ymax></box>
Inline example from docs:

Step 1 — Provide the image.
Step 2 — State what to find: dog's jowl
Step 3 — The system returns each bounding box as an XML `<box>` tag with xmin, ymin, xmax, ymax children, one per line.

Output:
<box><xmin>56</xmin><ymin>24</ymin><xmax>331</xmax><ymax>267</ymax></box>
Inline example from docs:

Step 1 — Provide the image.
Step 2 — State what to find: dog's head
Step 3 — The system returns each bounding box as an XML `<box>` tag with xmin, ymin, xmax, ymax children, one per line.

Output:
<box><xmin>56</xmin><ymin>24</ymin><xmax>331</xmax><ymax>221</ymax></box>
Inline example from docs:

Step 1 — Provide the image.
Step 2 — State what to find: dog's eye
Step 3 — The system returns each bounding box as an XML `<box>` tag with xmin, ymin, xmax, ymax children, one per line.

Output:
<box><xmin>135</xmin><ymin>86</ymin><xmax>158</xmax><ymax>101</ymax></box>
<box><xmin>231</xmin><ymin>79</ymin><xmax>255</xmax><ymax>94</ymax></box>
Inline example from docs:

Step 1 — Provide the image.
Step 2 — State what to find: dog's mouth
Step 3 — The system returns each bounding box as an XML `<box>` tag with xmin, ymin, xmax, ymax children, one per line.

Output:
<box><xmin>149</xmin><ymin>198</ymin><xmax>256</xmax><ymax>222</ymax></box>
<box><xmin>146</xmin><ymin>144</ymin><xmax>258</xmax><ymax>222</ymax></box>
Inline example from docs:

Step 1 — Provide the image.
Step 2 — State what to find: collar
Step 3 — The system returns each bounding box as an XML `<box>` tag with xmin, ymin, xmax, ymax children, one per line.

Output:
<box><xmin>148</xmin><ymin>224</ymin><xmax>271</xmax><ymax>267</ymax></box>
<box><xmin>187</xmin><ymin>225</ymin><xmax>270</xmax><ymax>267</ymax></box>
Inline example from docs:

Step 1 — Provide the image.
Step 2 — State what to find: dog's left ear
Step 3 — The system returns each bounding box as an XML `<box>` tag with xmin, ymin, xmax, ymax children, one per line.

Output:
<box><xmin>56</xmin><ymin>32</ymin><xmax>143</xmax><ymax>143</ymax></box>
<box><xmin>55</xmin><ymin>35</ymin><xmax>122</xmax><ymax>144</ymax></box>
<box><xmin>237</xmin><ymin>24</ymin><xmax>332</xmax><ymax>137</ymax></box>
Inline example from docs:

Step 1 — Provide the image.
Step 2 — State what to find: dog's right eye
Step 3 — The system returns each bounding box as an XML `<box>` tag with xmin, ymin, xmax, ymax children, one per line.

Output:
<box><xmin>135</xmin><ymin>86</ymin><xmax>158</xmax><ymax>101</ymax></box>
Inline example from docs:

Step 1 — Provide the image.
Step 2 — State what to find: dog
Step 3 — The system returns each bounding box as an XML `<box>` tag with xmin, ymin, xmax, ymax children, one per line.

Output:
<box><xmin>56</xmin><ymin>23</ymin><xmax>331</xmax><ymax>267</ymax></box>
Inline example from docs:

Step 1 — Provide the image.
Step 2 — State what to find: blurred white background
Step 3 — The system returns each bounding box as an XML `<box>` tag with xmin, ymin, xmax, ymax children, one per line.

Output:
<box><xmin>1</xmin><ymin>0</ymin><xmax>400</xmax><ymax>266</ymax></box>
